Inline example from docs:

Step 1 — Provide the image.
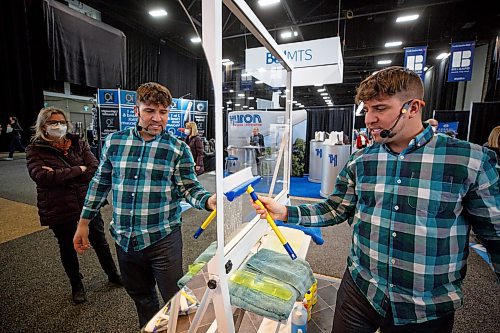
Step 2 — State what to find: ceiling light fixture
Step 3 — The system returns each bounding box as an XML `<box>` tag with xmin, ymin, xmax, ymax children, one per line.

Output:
<box><xmin>317</xmin><ymin>88</ymin><xmax>326</xmax><ymax>92</ymax></box>
<box><xmin>222</xmin><ymin>58</ymin><xmax>231</xmax><ymax>63</ymax></box>
<box><xmin>249</xmin><ymin>107</ymin><xmax>255</xmax><ymax>110</ymax></box>
<box><xmin>258</xmin><ymin>0</ymin><xmax>280</xmax><ymax>7</ymax></box>
<box><xmin>149</xmin><ymin>9</ymin><xmax>168</xmax><ymax>17</ymax></box>
<box><xmin>384</xmin><ymin>41</ymin><xmax>403</xmax><ymax>47</ymax></box>
<box><xmin>223</xmin><ymin>61</ymin><xmax>234</xmax><ymax>66</ymax></box>
<box><xmin>436</xmin><ymin>52</ymin><xmax>450</xmax><ymax>60</ymax></box>
<box><xmin>190</xmin><ymin>37</ymin><xmax>201</xmax><ymax>43</ymax></box>
<box><xmin>229</xmin><ymin>89</ymin><xmax>234</xmax><ymax>93</ymax></box>
<box><xmin>314</xmin><ymin>83</ymin><xmax>323</xmax><ymax>87</ymax></box>
<box><xmin>320</xmin><ymin>92</ymin><xmax>328</xmax><ymax>96</ymax></box>
<box><xmin>281</xmin><ymin>31</ymin><xmax>298</xmax><ymax>39</ymax></box>
<box><xmin>235</xmin><ymin>104</ymin><xmax>241</xmax><ymax>107</ymax></box>
<box><xmin>237</xmin><ymin>93</ymin><xmax>245</xmax><ymax>97</ymax></box>
<box><xmin>396</xmin><ymin>14</ymin><xmax>419</xmax><ymax>23</ymax></box>
<box><xmin>226</xmin><ymin>100</ymin><xmax>232</xmax><ymax>104</ymax></box>
<box><xmin>248</xmin><ymin>97</ymin><xmax>255</xmax><ymax>100</ymax></box>
<box><xmin>255</xmin><ymin>80</ymin><xmax>264</xmax><ymax>84</ymax></box>
<box><xmin>377</xmin><ymin>59</ymin><xmax>392</xmax><ymax>65</ymax></box>
<box><xmin>227</xmin><ymin>108</ymin><xmax>232</xmax><ymax>111</ymax></box>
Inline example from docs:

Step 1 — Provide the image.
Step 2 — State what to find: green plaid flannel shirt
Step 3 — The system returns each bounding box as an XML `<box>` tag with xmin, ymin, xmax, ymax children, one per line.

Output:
<box><xmin>81</xmin><ymin>128</ymin><xmax>210</xmax><ymax>251</ymax></box>
<box><xmin>288</xmin><ymin>125</ymin><xmax>500</xmax><ymax>325</ymax></box>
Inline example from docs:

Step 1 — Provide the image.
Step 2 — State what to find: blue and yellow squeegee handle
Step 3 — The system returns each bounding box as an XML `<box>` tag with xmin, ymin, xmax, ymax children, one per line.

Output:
<box><xmin>246</xmin><ymin>184</ymin><xmax>297</xmax><ymax>260</ymax></box>
<box><xmin>193</xmin><ymin>209</ymin><xmax>217</xmax><ymax>239</ymax></box>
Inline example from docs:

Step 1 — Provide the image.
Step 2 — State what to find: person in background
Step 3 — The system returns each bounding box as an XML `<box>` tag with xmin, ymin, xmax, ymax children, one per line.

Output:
<box><xmin>184</xmin><ymin>121</ymin><xmax>205</xmax><ymax>175</ymax></box>
<box><xmin>356</xmin><ymin>129</ymin><xmax>369</xmax><ymax>149</ymax></box>
<box><xmin>252</xmin><ymin>66</ymin><xmax>499</xmax><ymax>333</ymax></box>
<box><xmin>73</xmin><ymin>82</ymin><xmax>216</xmax><ymax>328</ymax></box>
<box><xmin>425</xmin><ymin>118</ymin><xmax>438</xmax><ymax>132</ymax></box>
<box><xmin>4</xmin><ymin>116</ymin><xmax>25</xmax><ymax>160</ymax></box>
<box><xmin>484</xmin><ymin>125</ymin><xmax>500</xmax><ymax>165</ymax></box>
<box><xmin>249</xmin><ymin>127</ymin><xmax>265</xmax><ymax>170</ymax></box>
<box><xmin>26</xmin><ymin>107</ymin><xmax>122</xmax><ymax>305</ymax></box>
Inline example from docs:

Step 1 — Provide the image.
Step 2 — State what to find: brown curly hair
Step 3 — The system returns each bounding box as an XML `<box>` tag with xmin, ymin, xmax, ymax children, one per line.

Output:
<box><xmin>136</xmin><ymin>82</ymin><xmax>172</xmax><ymax>107</ymax></box>
<box><xmin>355</xmin><ymin>66</ymin><xmax>424</xmax><ymax>104</ymax></box>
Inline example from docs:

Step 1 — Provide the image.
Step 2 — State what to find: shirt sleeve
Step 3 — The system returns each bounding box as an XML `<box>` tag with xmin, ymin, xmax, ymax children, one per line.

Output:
<box><xmin>287</xmin><ymin>156</ymin><xmax>357</xmax><ymax>227</ymax></box>
<box><xmin>465</xmin><ymin>149</ymin><xmax>500</xmax><ymax>280</ymax></box>
<box><xmin>174</xmin><ymin>143</ymin><xmax>211</xmax><ymax>210</ymax></box>
<box><xmin>81</xmin><ymin>136</ymin><xmax>113</xmax><ymax>220</ymax></box>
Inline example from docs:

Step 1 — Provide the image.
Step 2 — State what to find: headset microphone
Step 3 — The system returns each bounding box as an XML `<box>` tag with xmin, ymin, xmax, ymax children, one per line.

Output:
<box><xmin>379</xmin><ymin>101</ymin><xmax>412</xmax><ymax>139</ymax></box>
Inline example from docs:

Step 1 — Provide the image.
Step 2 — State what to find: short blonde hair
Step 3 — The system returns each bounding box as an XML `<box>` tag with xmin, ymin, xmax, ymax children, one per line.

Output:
<box><xmin>487</xmin><ymin>126</ymin><xmax>500</xmax><ymax>148</ymax></box>
<box><xmin>32</xmin><ymin>107</ymin><xmax>69</xmax><ymax>142</ymax></box>
<box><xmin>187</xmin><ymin>121</ymin><xmax>199</xmax><ymax>136</ymax></box>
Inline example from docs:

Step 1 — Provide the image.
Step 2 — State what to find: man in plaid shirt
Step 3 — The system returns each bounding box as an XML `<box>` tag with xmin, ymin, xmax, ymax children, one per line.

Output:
<box><xmin>73</xmin><ymin>82</ymin><xmax>216</xmax><ymax>327</ymax></box>
<box><xmin>253</xmin><ymin>67</ymin><xmax>499</xmax><ymax>332</ymax></box>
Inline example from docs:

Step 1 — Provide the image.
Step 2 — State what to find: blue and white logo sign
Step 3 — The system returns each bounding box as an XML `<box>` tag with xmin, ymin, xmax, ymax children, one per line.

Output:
<box><xmin>404</xmin><ymin>46</ymin><xmax>427</xmax><ymax>80</ymax></box>
<box><xmin>120</xmin><ymin>107</ymin><xmax>137</xmax><ymax>130</ymax></box>
<box><xmin>98</xmin><ymin>89</ymin><xmax>119</xmax><ymax>105</ymax></box>
<box><xmin>437</xmin><ymin>121</ymin><xmax>459</xmax><ymax>134</ymax></box>
<box><xmin>119</xmin><ymin>90</ymin><xmax>136</xmax><ymax>105</ymax></box>
<box><xmin>448</xmin><ymin>41</ymin><xmax>475</xmax><ymax>82</ymax></box>
<box><xmin>229</xmin><ymin>113</ymin><xmax>262</xmax><ymax>126</ymax></box>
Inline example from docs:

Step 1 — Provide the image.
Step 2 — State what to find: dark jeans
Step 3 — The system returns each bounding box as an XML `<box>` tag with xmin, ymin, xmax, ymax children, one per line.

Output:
<box><xmin>115</xmin><ymin>228</ymin><xmax>183</xmax><ymax>328</ymax></box>
<box><xmin>332</xmin><ymin>269</ymin><xmax>455</xmax><ymax>333</ymax></box>
<box><xmin>49</xmin><ymin>212</ymin><xmax>119</xmax><ymax>289</ymax></box>
<box><xmin>8</xmin><ymin>136</ymin><xmax>25</xmax><ymax>158</ymax></box>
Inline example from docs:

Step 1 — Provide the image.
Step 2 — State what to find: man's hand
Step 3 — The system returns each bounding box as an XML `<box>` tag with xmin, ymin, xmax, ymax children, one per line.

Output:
<box><xmin>79</xmin><ymin>165</ymin><xmax>88</xmax><ymax>172</ymax></box>
<box><xmin>42</xmin><ymin>166</ymin><xmax>54</xmax><ymax>172</ymax></box>
<box><xmin>73</xmin><ymin>219</ymin><xmax>91</xmax><ymax>254</ymax></box>
<box><xmin>250</xmin><ymin>195</ymin><xmax>288</xmax><ymax>221</ymax></box>
<box><xmin>195</xmin><ymin>165</ymin><xmax>201</xmax><ymax>172</ymax></box>
<box><xmin>206</xmin><ymin>194</ymin><xmax>216</xmax><ymax>211</ymax></box>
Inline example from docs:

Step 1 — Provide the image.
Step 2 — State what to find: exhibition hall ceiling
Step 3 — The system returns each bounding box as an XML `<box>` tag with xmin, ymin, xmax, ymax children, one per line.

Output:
<box><xmin>78</xmin><ymin>0</ymin><xmax>500</xmax><ymax>107</ymax></box>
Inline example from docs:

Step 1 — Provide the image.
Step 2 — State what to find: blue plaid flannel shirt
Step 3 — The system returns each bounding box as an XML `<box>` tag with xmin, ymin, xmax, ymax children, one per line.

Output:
<box><xmin>81</xmin><ymin>128</ymin><xmax>211</xmax><ymax>251</ymax></box>
<box><xmin>287</xmin><ymin>125</ymin><xmax>500</xmax><ymax>325</ymax></box>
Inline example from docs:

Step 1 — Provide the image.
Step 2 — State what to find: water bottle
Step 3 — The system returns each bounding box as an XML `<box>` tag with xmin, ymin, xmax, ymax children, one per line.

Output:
<box><xmin>291</xmin><ymin>302</ymin><xmax>307</xmax><ymax>333</ymax></box>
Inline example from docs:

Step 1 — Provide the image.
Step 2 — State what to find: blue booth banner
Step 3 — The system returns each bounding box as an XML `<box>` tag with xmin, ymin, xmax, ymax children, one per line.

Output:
<box><xmin>120</xmin><ymin>107</ymin><xmax>137</xmax><ymax>131</ymax></box>
<box><xmin>97</xmin><ymin>89</ymin><xmax>119</xmax><ymax>105</ymax></box>
<box><xmin>447</xmin><ymin>41</ymin><xmax>475</xmax><ymax>82</ymax></box>
<box><xmin>119</xmin><ymin>90</ymin><xmax>136</xmax><ymax>105</ymax></box>
<box><xmin>437</xmin><ymin>121</ymin><xmax>459</xmax><ymax>135</ymax></box>
<box><xmin>404</xmin><ymin>46</ymin><xmax>427</xmax><ymax>80</ymax></box>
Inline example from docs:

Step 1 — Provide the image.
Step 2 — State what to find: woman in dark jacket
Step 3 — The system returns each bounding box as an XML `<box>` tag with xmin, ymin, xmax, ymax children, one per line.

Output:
<box><xmin>184</xmin><ymin>121</ymin><xmax>205</xmax><ymax>175</ymax></box>
<box><xmin>26</xmin><ymin>107</ymin><xmax>121</xmax><ymax>304</ymax></box>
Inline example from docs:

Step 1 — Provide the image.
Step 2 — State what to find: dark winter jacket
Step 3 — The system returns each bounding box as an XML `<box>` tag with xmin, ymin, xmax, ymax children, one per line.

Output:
<box><xmin>185</xmin><ymin>135</ymin><xmax>204</xmax><ymax>175</ymax></box>
<box><xmin>26</xmin><ymin>134</ymin><xmax>98</xmax><ymax>226</ymax></box>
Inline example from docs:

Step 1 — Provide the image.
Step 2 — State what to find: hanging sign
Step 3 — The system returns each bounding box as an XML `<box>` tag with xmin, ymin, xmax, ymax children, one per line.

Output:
<box><xmin>404</xmin><ymin>46</ymin><xmax>427</xmax><ymax>80</ymax></box>
<box><xmin>447</xmin><ymin>41</ymin><xmax>475</xmax><ymax>82</ymax></box>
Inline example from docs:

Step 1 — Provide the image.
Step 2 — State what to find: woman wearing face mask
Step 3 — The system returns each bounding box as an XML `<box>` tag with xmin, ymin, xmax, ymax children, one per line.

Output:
<box><xmin>184</xmin><ymin>121</ymin><xmax>204</xmax><ymax>175</ymax></box>
<box><xmin>26</xmin><ymin>107</ymin><xmax>122</xmax><ymax>305</ymax></box>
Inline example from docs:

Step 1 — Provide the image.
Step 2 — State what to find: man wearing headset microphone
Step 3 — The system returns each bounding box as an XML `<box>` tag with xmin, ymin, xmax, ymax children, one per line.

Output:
<box><xmin>73</xmin><ymin>82</ymin><xmax>216</xmax><ymax>328</ymax></box>
<box><xmin>252</xmin><ymin>67</ymin><xmax>499</xmax><ymax>332</ymax></box>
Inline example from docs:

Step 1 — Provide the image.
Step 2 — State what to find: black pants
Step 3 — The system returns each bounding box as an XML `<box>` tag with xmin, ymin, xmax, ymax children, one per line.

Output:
<box><xmin>49</xmin><ymin>212</ymin><xmax>118</xmax><ymax>289</ymax></box>
<box><xmin>116</xmin><ymin>228</ymin><xmax>183</xmax><ymax>328</ymax></box>
<box><xmin>332</xmin><ymin>269</ymin><xmax>455</xmax><ymax>333</ymax></box>
<box><xmin>8</xmin><ymin>136</ymin><xmax>25</xmax><ymax>158</ymax></box>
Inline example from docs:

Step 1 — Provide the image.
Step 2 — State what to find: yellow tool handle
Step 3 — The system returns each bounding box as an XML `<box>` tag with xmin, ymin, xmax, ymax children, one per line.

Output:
<box><xmin>201</xmin><ymin>209</ymin><xmax>217</xmax><ymax>229</ymax></box>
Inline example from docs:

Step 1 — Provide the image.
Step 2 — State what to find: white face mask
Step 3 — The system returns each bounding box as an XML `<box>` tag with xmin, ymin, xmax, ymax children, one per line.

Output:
<box><xmin>47</xmin><ymin>124</ymin><xmax>67</xmax><ymax>138</ymax></box>
<box><xmin>185</xmin><ymin>129</ymin><xmax>191</xmax><ymax>135</ymax></box>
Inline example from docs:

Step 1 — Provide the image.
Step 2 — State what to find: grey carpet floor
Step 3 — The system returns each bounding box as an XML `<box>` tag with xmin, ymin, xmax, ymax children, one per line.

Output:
<box><xmin>1</xmin><ymin>154</ymin><xmax>499</xmax><ymax>332</ymax></box>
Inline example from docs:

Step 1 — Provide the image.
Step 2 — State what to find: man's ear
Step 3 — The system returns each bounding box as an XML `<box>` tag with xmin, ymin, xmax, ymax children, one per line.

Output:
<box><xmin>407</xmin><ymin>100</ymin><xmax>421</xmax><ymax>119</ymax></box>
<box><xmin>134</xmin><ymin>105</ymin><xmax>139</xmax><ymax>117</ymax></box>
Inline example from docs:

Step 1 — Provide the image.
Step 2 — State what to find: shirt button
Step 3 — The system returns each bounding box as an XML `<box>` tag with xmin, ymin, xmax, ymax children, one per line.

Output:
<box><xmin>131</xmin><ymin>193</ymin><xmax>135</xmax><ymax>197</ymax></box>
<box><xmin>134</xmin><ymin>175</ymin><xmax>138</xmax><ymax>179</ymax></box>
<box><xmin>389</xmin><ymin>283</ymin><xmax>394</xmax><ymax>288</ymax></box>
<box><xmin>391</xmin><ymin>259</ymin><xmax>396</xmax><ymax>264</ymax></box>
<box><xmin>130</xmin><ymin>210</ymin><xmax>133</xmax><ymax>214</ymax></box>
<box><xmin>394</xmin><ymin>205</ymin><xmax>399</xmax><ymax>211</ymax></box>
<box><xmin>399</xmin><ymin>155</ymin><xmax>405</xmax><ymax>160</ymax></box>
<box><xmin>396</xmin><ymin>179</ymin><xmax>401</xmax><ymax>184</ymax></box>
<box><xmin>137</xmin><ymin>158</ymin><xmax>141</xmax><ymax>162</ymax></box>
<box><xmin>392</xmin><ymin>232</ymin><xmax>397</xmax><ymax>237</ymax></box>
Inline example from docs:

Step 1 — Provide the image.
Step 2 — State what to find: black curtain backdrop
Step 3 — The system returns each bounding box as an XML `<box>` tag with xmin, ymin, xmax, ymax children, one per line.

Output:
<box><xmin>304</xmin><ymin>105</ymin><xmax>354</xmax><ymax>173</ymax></box>
<box><xmin>0</xmin><ymin>0</ymin><xmax>46</xmax><ymax>150</ymax></box>
<box><xmin>433</xmin><ymin>110</ymin><xmax>470</xmax><ymax>140</ymax></box>
<box><xmin>44</xmin><ymin>0</ymin><xmax>126</xmax><ymax>88</ymax></box>
<box><xmin>468</xmin><ymin>102</ymin><xmax>500</xmax><ymax>145</ymax></box>
<box><xmin>423</xmin><ymin>59</ymin><xmax>458</xmax><ymax>119</ymax></box>
<box><xmin>484</xmin><ymin>36</ymin><xmax>500</xmax><ymax>101</ymax></box>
